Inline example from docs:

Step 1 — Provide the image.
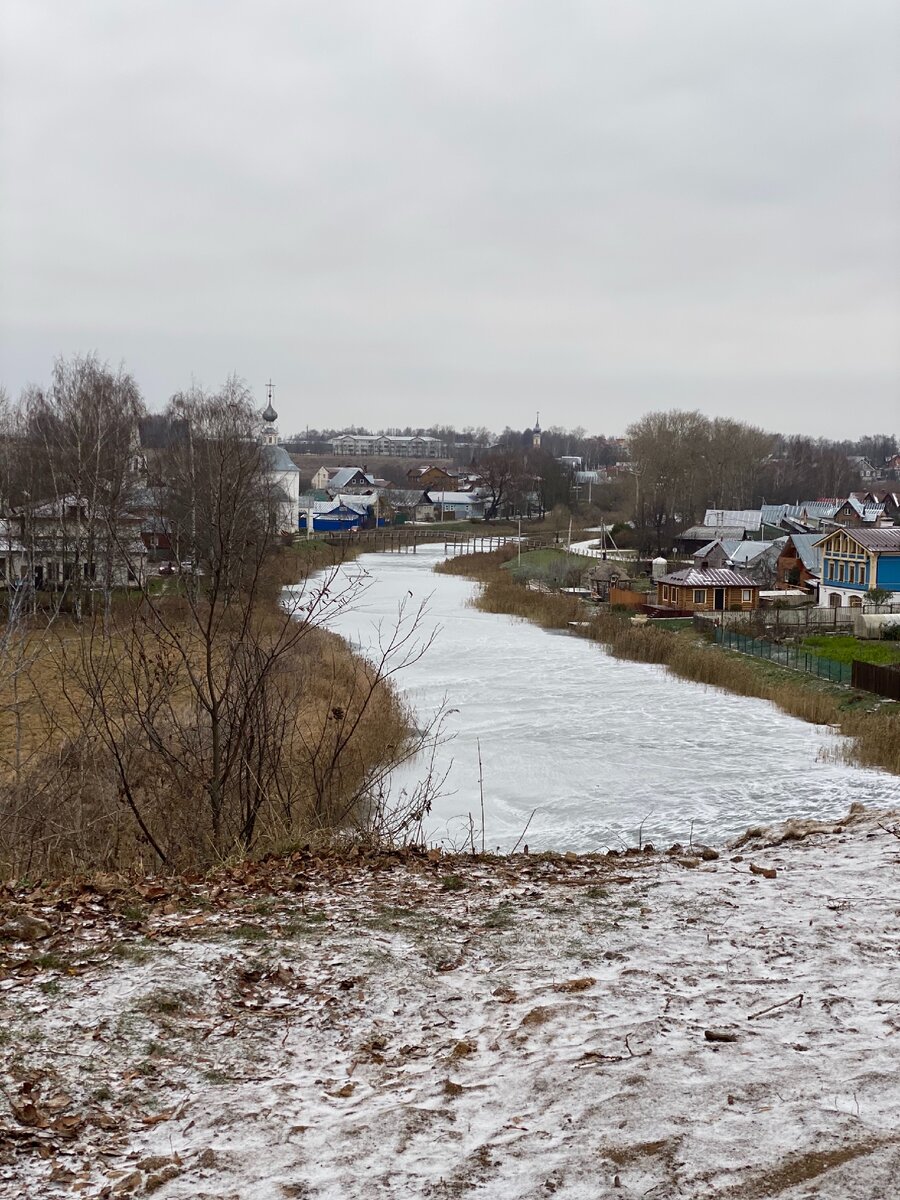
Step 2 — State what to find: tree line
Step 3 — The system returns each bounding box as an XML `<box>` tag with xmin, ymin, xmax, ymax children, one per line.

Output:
<box><xmin>626</xmin><ymin>410</ymin><xmax>897</xmax><ymax>553</ymax></box>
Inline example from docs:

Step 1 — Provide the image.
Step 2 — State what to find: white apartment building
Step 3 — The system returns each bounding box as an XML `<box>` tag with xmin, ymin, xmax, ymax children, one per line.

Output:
<box><xmin>329</xmin><ymin>433</ymin><xmax>444</xmax><ymax>458</ymax></box>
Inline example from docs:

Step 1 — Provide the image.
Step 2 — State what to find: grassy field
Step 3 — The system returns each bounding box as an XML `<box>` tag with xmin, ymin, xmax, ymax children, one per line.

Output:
<box><xmin>802</xmin><ymin>634</ymin><xmax>900</xmax><ymax>667</ymax></box>
<box><xmin>501</xmin><ymin>547</ymin><xmax>594</xmax><ymax>571</ymax></box>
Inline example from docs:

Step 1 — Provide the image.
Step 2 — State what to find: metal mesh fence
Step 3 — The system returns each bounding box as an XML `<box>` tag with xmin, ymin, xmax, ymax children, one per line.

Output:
<box><xmin>714</xmin><ymin>627</ymin><xmax>851</xmax><ymax>684</ymax></box>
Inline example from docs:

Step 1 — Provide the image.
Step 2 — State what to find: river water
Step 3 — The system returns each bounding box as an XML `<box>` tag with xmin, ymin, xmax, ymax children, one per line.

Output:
<box><xmin>305</xmin><ymin>545</ymin><xmax>899</xmax><ymax>852</ymax></box>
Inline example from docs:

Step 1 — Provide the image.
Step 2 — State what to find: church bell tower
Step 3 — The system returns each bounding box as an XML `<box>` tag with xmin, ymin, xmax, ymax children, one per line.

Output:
<box><xmin>261</xmin><ymin>380</ymin><xmax>279</xmax><ymax>446</ymax></box>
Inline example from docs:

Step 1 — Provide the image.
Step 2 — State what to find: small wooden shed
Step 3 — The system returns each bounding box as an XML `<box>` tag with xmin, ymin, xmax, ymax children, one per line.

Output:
<box><xmin>585</xmin><ymin>561</ymin><xmax>632</xmax><ymax>601</ymax></box>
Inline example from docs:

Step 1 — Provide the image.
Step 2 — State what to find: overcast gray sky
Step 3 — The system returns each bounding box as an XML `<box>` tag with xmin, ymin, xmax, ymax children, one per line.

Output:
<box><xmin>2</xmin><ymin>0</ymin><xmax>898</xmax><ymax>437</ymax></box>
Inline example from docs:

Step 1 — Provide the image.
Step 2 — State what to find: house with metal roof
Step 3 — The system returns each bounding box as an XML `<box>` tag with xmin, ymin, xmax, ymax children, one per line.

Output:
<box><xmin>703</xmin><ymin>509</ymin><xmax>763</xmax><ymax>532</ymax></box>
<box><xmin>692</xmin><ymin>538</ymin><xmax>783</xmax><ymax>586</ymax></box>
<box><xmin>426</xmin><ymin>491</ymin><xmax>485</xmax><ymax>520</ymax></box>
<box><xmin>674</xmin><ymin>524</ymin><xmax>748</xmax><ymax>554</ymax></box>
<box><xmin>310</xmin><ymin>465</ymin><xmax>378</xmax><ymax>493</ymax></box>
<box><xmin>815</xmin><ymin>527</ymin><xmax>900</xmax><ymax>608</ymax></box>
<box><xmin>775</xmin><ymin>534</ymin><xmax>823</xmax><ymax>597</ymax></box>
<box><xmin>655</xmin><ymin>566</ymin><xmax>760</xmax><ymax>613</ymax></box>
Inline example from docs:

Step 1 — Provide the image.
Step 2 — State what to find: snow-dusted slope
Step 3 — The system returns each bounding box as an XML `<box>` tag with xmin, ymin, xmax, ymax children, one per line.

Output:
<box><xmin>1</xmin><ymin>806</ymin><xmax>899</xmax><ymax>1198</ymax></box>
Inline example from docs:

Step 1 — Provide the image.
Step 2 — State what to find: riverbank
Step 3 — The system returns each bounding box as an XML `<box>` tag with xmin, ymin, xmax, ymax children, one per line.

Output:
<box><xmin>1</xmin><ymin>804</ymin><xmax>898</xmax><ymax>1198</ymax></box>
<box><xmin>436</xmin><ymin>549</ymin><xmax>900</xmax><ymax>777</ymax></box>
<box><xmin>0</xmin><ymin>536</ymin><xmax>418</xmax><ymax>879</ymax></box>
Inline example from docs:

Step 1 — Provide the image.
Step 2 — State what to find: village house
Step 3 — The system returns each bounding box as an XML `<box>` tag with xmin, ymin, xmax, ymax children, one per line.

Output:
<box><xmin>692</xmin><ymin>538</ymin><xmax>783</xmax><ymax>586</ymax></box>
<box><xmin>816</xmin><ymin>527</ymin><xmax>900</xmax><ymax>608</ymax></box>
<box><xmin>850</xmin><ymin>491</ymin><xmax>900</xmax><ymax>523</ymax></box>
<box><xmin>675</xmin><ymin>524</ymin><xmax>749</xmax><ymax>555</ymax></box>
<box><xmin>386</xmin><ymin>489</ymin><xmax>434</xmax><ymax>522</ymax></box>
<box><xmin>655</xmin><ymin>565</ymin><xmax>760</xmax><ymax>613</ymax></box>
<box><xmin>299</xmin><ymin>493</ymin><xmax>389</xmax><ymax>532</ymax></box>
<box><xmin>11</xmin><ymin>494</ymin><xmax>149</xmax><ymax>590</ymax></box>
<box><xmin>775</xmin><ymin>534</ymin><xmax>822</xmax><ymax>597</ymax></box>
<box><xmin>427</xmin><ymin>491</ymin><xmax>485</xmax><ymax>520</ymax></box>
<box><xmin>406</xmin><ymin>465</ymin><xmax>459</xmax><ymax>490</ymax></box>
<box><xmin>310</xmin><ymin>465</ymin><xmax>379</xmax><ymax>493</ymax></box>
<box><xmin>830</xmin><ymin>496</ymin><xmax>888</xmax><ymax>527</ymax></box>
<box><xmin>848</xmin><ymin>456</ymin><xmax>878</xmax><ymax>482</ymax></box>
<box><xmin>0</xmin><ymin>520</ymin><xmax>27</xmax><ymax>587</ymax></box>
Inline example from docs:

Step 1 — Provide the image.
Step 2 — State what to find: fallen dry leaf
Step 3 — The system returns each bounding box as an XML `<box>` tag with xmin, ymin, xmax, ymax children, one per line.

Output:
<box><xmin>10</xmin><ymin>1102</ymin><xmax>49</xmax><ymax>1129</ymax></box>
<box><xmin>553</xmin><ymin>976</ymin><xmax>596</xmax><ymax>994</ymax></box>
<box><xmin>749</xmin><ymin>862</ymin><xmax>777</xmax><ymax>880</ymax></box>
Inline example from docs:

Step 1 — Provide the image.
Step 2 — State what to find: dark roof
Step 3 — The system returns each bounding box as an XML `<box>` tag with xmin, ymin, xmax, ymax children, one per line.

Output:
<box><xmin>587</xmin><ymin>562</ymin><xmax>631</xmax><ymax>581</ymax></box>
<box><xmin>659</xmin><ymin>567</ymin><xmax>759</xmax><ymax>588</ymax></box>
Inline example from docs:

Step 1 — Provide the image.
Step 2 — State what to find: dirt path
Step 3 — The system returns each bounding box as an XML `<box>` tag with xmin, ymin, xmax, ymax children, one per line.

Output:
<box><xmin>1</xmin><ymin>806</ymin><xmax>899</xmax><ymax>1198</ymax></box>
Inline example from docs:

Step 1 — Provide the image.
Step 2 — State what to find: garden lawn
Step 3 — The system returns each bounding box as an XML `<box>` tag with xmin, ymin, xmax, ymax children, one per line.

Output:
<box><xmin>801</xmin><ymin>634</ymin><xmax>900</xmax><ymax>667</ymax></box>
<box><xmin>501</xmin><ymin>548</ymin><xmax>593</xmax><ymax>571</ymax></box>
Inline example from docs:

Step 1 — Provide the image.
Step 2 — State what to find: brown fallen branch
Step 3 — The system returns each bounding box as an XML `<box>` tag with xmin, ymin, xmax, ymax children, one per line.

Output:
<box><xmin>877</xmin><ymin>822</ymin><xmax>900</xmax><ymax>842</ymax></box>
<box><xmin>748</xmin><ymin>993</ymin><xmax>803</xmax><ymax>1021</ymax></box>
<box><xmin>581</xmin><ymin>1034</ymin><xmax>651</xmax><ymax>1063</ymax></box>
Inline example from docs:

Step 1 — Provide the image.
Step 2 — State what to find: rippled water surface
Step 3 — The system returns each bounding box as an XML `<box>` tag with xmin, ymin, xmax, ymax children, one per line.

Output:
<box><xmin>303</xmin><ymin>545</ymin><xmax>899</xmax><ymax>850</ymax></box>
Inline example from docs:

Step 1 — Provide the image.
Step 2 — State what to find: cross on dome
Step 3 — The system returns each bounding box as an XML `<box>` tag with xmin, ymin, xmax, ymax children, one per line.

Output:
<box><xmin>262</xmin><ymin>380</ymin><xmax>278</xmax><ymax>424</ymax></box>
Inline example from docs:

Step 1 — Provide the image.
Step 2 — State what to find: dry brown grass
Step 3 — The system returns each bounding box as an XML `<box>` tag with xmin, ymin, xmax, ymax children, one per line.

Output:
<box><xmin>444</xmin><ymin>552</ymin><xmax>900</xmax><ymax>778</ymax></box>
<box><xmin>0</xmin><ymin>588</ymin><xmax>417</xmax><ymax>879</ymax></box>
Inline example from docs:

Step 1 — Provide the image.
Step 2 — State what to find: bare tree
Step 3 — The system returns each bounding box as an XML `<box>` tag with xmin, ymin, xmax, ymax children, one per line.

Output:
<box><xmin>56</xmin><ymin>381</ymin><xmax>445</xmax><ymax>868</ymax></box>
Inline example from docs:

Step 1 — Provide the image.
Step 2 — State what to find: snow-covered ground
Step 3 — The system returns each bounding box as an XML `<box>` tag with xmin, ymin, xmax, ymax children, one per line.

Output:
<box><xmin>566</xmin><ymin>537</ymin><xmax>636</xmax><ymax>560</ymax></box>
<box><xmin>2</xmin><ymin>804</ymin><xmax>899</xmax><ymax>1199</ymax></box>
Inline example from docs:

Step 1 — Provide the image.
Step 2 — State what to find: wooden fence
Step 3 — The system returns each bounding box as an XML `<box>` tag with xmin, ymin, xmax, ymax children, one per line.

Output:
<box><xmin>851</xmin><ymin>660</ymin><xmax>900</xmax><ymax>702</ymax></box>
<box><xmin>608</xmin><ymin>587</ymin><xmax>646</xmax><ymax>609</ymax></box>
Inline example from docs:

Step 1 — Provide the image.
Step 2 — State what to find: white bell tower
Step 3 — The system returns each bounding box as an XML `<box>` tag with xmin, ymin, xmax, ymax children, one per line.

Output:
<box><xmin>261</xmin><ymin>380</ymin><xmax>279</xmax><ymax>446</ymax></box>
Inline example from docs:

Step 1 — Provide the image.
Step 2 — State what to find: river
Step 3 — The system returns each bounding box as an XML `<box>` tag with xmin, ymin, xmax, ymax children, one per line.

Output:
<box><xmin>302</xmin><ymin>545</ymin><xmax>899</xmax><ymax>852</ymax></box>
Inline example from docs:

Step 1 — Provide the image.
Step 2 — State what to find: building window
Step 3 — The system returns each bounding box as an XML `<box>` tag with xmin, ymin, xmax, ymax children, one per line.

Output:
<box><xmin>692</xmin><ymin>589</ymin><xmax>706</xmax><ymax>604</ymax></box>
<box><xmin>662</xmin><ymin>586</ymin><xmax>669</xmax><ymax>601</ymax></box>
<box><xmin>849</xmin><ymin>564</ymin><xmax>856</xmax><ymax>584</ymax></box>
<box><xmin>838</xmin><ymin>562</ymin><xmax>845</xmax><ymax>582</ymax></box>
<box><xmin>742</xmin><ymin>589</ymin><xmax>752</xmax><ymax>602</ymax></box>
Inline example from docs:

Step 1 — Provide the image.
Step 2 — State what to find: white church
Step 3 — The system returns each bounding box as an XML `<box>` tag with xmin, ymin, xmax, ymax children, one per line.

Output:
<box><xmin>259</xmin><ymin>384</ymin><xmax>300</xmax><ymax>533</ymax></box>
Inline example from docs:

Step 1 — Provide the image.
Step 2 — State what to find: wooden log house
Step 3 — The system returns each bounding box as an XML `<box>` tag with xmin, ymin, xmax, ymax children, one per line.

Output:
<box><xmin>655</xmin><ymin>566</ymin><xmax>759</xmax><ymax>613</ymax></box>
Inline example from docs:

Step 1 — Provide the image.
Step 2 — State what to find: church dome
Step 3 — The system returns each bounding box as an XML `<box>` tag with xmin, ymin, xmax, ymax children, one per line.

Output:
<box><xmin>262</xmin><ymin>401</ymin><xmax>278</xmax><ymax>423</ymax></box>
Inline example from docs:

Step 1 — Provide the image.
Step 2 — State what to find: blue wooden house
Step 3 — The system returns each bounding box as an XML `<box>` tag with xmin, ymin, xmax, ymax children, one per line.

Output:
<box><xmin>815</xmin><ymin>527</ymin><xmax>900</xmax><ymax>608</ymax></box>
